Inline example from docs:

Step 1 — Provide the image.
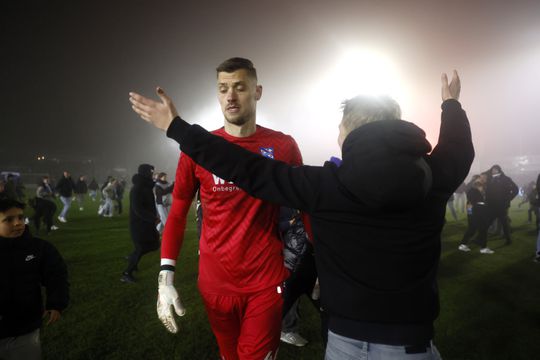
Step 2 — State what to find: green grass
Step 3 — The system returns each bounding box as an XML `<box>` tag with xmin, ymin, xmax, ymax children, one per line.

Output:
<box><xmin>31</xmin><ymin>198</ymin><xmax>539</xmax><ymax>359</ymax></box>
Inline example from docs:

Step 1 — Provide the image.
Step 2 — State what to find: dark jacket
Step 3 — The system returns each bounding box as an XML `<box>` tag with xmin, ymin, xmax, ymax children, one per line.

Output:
<box><xmin>279</xmin><ymin>207</ymin><xmax>309</xmax><ymax>272</ymax></box>
<box><xmin>74</xmin><ymin>180</ymin><xmax>88</xmax><ymax>194</ymax></box>
<box><xmin>88</xmin><ymin>179</ymin><xmax>99</xmax><ymax>191</ymax></box>
<box><xmin>129</xmin><ymin>173</ymin><xmax>159</xmax><ymax>244</ymax></box>
<box><xmin>166</xmin><ymin>99</ymin><xmax>474</xmax><ymax>345</ymax></box>
<box><xmin>485</xmin><ymin>170</ymin><xmax>518</xmax><ymax>210</ymax></box>
<box><xmin>56</xmin><ymin>176</ymin><xmax>74</xmax><ymax>198</ymax></box>
<box><xmin>0</xmin><ymin>227</ymin><xmax>69</xmax><ymax>338</ymax></box>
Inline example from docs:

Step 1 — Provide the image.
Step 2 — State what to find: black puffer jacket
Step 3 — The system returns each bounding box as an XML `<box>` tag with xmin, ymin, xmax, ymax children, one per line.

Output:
<box><xmin>0</xmin><ymin>227</ymin><xmax>69</xmax><ymax>338</ymax></box>
<box><xmin>279</xmin><ymin>208</ymin><xmax>309</xmax><ymax>272</ymax></box>
<box><xmin>165</xmin><ymin>99</ymin><xmax>474</xmax><ymax>345</ymax></box>
<box><xmin>129</xmin><ymin>169</ymin><xmax>159</xmax><ymax>245</ymax></box>
<box><xmin>485</xmin><ymin>166</ymin><xmax>518</xmax><ymax>210</ymax></box>
<box><xmin>56</xmin><ymin>176</ymin><xmax>74</xmax><ymax>198</ymax></box>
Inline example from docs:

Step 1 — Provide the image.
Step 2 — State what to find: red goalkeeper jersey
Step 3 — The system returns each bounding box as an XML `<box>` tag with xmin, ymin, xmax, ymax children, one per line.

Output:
<box><xmin>162</xmin><ymin>125</ymin><xmax>303</xmax><ymax>295</ymax></box>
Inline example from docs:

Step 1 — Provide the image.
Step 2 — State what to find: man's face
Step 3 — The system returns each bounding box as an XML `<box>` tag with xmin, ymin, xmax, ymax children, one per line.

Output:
<box><xmin>64</xmin><ymin>171</ymin><xmax>69</xmax><ymax>178</ymax></box>
<box><xmin>0</xmin><ymin>208</ymin><xmax>25</xmax><ymax>238</ymax></box>
<box><xmin>217</xmin><ymin>69</ymin><xmax>262</xmax><ymax>126</ymax></box>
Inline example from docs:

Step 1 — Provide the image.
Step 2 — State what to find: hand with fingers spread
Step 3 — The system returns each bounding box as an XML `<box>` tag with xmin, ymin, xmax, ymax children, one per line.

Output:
<box><xmin>441</xmin><ymin>70</ymin><xmax>461</xmax><ymax>101</ymax></box>
<box><xmin>129</xmin><ymin>87</ymin><xmax>179</xmax><ymax>131</ymax></box>
<box><xmin>157</xmin><ymin>270</ymin><xmax>186</xmax><ymax>333</ymax></box>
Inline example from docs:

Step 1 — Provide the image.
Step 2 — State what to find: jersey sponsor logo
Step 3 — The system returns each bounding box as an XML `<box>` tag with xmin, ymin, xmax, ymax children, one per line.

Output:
<box><xmin>260</xmin><ymin>147</ymin><xmax>274</xmax><ymax>159</ymax></box>
<box><xmin>212</xmin><ymin>174</ymin><xmax>239</xmax><ymax>192</ymax></box>
<box><xmin>25</xmin><ymin>254</ymin><xmax>36</xmax><ymax>262</ymax></box>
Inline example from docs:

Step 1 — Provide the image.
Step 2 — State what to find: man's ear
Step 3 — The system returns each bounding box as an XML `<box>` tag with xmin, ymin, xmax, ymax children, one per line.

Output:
<box><xmin>255</xmin><ymin>85</ymin><xmax>262</xmax><ymax>101</ymax></box>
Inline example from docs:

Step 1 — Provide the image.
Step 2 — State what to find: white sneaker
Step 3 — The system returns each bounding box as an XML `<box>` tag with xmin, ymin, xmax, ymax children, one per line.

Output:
<box><xmin>51</xmin><ymin>225</ymin><xmax>59</xmax><ymax>230</ymax></box>
<box><xmin>458</xmin><ymin>244</ymin><xmax>471</xmax><ymax>252</ymax></box>
<box><xmin>57</xmin><ymin>216</ymin><xmax>67</xmax><ymax>223</ymax></box>
<box><xmin>480</xmin><ymin>248</ymin><xmax>494</xmax><ymax>254</ymax></box>
<box><xmin>24</xmin><ymin>217</ymin><xmax>30</xmax><ymax>225</ymax></box>
<box><xmin>280</xmin><ymin>332</ymin><xmax>308</xmax><ymax>347</ymax></box>
<box><xmin>98</xmin><ymin>206</ymin><xmax>104</xmax><ymax>215</ymax></box>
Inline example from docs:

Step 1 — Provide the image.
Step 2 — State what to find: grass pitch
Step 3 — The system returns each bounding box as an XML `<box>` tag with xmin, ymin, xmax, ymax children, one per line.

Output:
<box><xmin>31</xmin><ymin>198</ymin><xmax>539</xmax><ymax>359</ymax></box>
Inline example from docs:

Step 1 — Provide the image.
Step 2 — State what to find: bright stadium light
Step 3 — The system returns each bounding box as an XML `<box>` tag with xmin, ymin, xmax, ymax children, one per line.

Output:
<box><xmin>308</xmin><ymin>48</ymin><xmax>408</xmax><ymax>109</ymax></box>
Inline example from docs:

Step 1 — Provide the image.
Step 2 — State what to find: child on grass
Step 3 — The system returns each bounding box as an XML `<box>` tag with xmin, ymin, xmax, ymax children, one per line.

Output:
<box><xmin>0</xmin><ymin>199</ymin><xmax>69</xmax><ymax>360</ymax></box>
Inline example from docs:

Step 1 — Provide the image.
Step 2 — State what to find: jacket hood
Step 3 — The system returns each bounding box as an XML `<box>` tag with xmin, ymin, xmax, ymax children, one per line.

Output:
<box><xmin>137</xmin><ymin>164</ymin><xmax>154</xmax><ymax>179</ymax></box>
<box><xmin>338</xmin><ymin>119</ymin><xmax>432</xmax><ymax>210</ymax></box>
<box><xmin>132</xmin><ymin>173</ymin><xmax>155</xmax><ymax>188</ymax></box>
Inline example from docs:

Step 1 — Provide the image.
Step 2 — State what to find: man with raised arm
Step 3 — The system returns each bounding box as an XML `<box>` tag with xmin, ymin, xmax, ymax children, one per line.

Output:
<box><xmin>145</xmin><ymin>58</ymin><xmax>303</xmax><ymax>360</ymax></box>
<box><xmin>131</xmin><ymin>70</ymin><xmax>473</xmax><ymax>359</ymax></box>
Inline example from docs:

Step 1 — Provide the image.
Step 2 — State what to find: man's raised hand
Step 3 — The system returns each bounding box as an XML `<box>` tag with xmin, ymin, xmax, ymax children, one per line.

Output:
<box><xmin>129</xmin><ymin>87</ymin><xmax>178</xmax><ymax>131</ymax></box>
<box><xmin>441</xmin><ymin>70</ymin><xmax>461</xmax><ymax>101</ymax></box>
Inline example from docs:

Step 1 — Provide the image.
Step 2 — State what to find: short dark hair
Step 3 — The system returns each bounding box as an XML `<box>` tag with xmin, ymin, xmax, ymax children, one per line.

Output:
<box><xmin>216</xmin><ymin>57</ymin><xmax>257</xmax><ymax>81</ymax></box>
<box><xmin>0</xmin><ymin>199</ymin><xmax>25</xmax><ymax>213</ymax></box>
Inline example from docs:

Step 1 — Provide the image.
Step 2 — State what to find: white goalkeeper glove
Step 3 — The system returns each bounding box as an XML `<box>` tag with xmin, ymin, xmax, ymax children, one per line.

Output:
<box><xmin>157</xmin><ymin>270</ymin><xmax>186</xmax><ymax>333</ymax></box>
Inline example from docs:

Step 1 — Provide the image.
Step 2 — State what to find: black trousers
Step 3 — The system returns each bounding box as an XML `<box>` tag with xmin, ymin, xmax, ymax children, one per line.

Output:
<box><xmin>124</xmin><ymin>240</ymin><xmax>160</xmax><ymax>275</ymax></box>
<box><xmin>488</xmin><ymin>207</ymin><xmax>512</xmax><ymax>243</ymax></box>
<box><xmin>33</xmin><ymin>198</ymin><xmax>57</xmax><ymax>233</ymax></box>
<box><xmin>282</xmin><ymin>244</ymin><xmax>328</xmax><ymax>345</ymax></box>
<box><xmin>461</xmin><ymin>207</ymin><xmax>489</xmax><ymax>248</ymax></box>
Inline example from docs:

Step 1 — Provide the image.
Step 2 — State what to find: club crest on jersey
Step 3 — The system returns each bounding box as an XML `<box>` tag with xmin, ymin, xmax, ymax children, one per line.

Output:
<box><xmin>260</xmin><ymin>147</ymin><xmax>274</xmax><ymax>159</ymax></box>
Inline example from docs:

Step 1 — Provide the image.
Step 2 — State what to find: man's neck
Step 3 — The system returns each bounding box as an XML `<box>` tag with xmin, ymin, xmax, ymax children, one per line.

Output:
<box><xmin>223</xmin><ymin>119</ymin><xmax>257</xmax><ymax>138</ymax></box>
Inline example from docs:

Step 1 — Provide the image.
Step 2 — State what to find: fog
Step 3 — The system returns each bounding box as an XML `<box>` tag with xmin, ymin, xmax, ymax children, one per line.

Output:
<box><xmin>2</xmin><ymin>0</ymin><xmax>539</xmax><ymax>181</ymax></box>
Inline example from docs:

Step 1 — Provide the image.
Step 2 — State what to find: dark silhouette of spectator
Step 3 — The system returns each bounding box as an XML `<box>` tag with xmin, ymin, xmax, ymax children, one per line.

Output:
<box><xmin>88</xmin><ymin>178</ymin><xmax>99</xmax><ymax>202</ymax></box>
<box><xmin>279</xmin><ymin>207</ymin><xmax>322</xmax><ymax>347</ymax></box>
<box><xmin>74</xmin><ymin>175</ymin><xmax>88</xmax><ymax>211</ymax></box>
<box><xmin>121</xmin><ymin>164</ymin><xmax>160</xmax><ymax>283</ymax></box>
<box><xmin>55</xmin><ymin>171</ymin><xmax>75</xmax><ymax>223</ymax></box>
<box><xmin>115</xmin><ymin>177</ymin><xmax>127</xmax><ymax>215</ymax></box>
<box><xmin>33</xmin><ymin>176</ymin><xmax>59</xmax><ymax>234</ymax></box>
<box><xmin>3</xmin><ymin>175</ymin><xmax>17</xmax><ymax>201</ymax></box>
<box><xmin>485</xmin><ymin>165</ymin><xmax>518</xmax><ymax>245</ymax></box>
<box><xmin>458</xmin><ymin>174</ymin><xmax>493</xmax><ymax>254</ymax></box>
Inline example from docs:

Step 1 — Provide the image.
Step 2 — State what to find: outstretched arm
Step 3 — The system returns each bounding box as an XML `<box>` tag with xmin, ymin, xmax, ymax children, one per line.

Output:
<box><xmin>129</xmin><ymin>89</ymin><xmax>322</xmax><ymax>212</ymax></box>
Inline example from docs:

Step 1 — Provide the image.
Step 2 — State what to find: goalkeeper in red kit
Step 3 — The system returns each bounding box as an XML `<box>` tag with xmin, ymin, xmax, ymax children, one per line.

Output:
<box><xmin>150</xmin><ymin>58</ymin><xmax>303</xmax><ymax>360</ymax></box>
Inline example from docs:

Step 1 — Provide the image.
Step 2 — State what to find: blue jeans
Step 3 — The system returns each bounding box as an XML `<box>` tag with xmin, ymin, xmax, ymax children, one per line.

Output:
<box><xmin>0</xmin><ymin>329</ymin><xmax>41</xmax><ymax>360</ymax></box>
<box><xmin>59</xmin><ymin>196</ymin><xmax>72</xmax><ymax>218</ymax></box>
<box><xmin>325</xmin><ymin>330</ymin><xmax>442</xmax><ymax>360</ymax></box>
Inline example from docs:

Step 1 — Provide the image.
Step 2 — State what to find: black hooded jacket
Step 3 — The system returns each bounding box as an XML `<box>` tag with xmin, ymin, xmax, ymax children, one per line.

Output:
<box><xmin>485</xmin><ymin>166</ymin><xmax>518</xmax><ymax>210</ymax></box>
<box><xmin>0</xmin><ymin>227</ymin><xmax>69</xmax><ymax>338</ymax></box>
<box><xmin>165</xmin><ymin>99</ymin><xmax>474</xmax><ymax>345</ymax></box>
<box><xmin>129</xmin><ymin>170</ymin><xmax>159</xmax><ymax>244</ymax></box>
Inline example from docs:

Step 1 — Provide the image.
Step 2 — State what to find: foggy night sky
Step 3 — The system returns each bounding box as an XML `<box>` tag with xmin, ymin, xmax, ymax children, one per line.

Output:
<box><xmin>1</xmin><ymin>0</ymin><xmax>539</xmax><ymax>177</ymax></box>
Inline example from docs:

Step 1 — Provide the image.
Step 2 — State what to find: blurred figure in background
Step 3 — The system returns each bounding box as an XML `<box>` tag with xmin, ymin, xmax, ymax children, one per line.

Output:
<box><xmin>74</xmin><ymin>175</ymin><xmax>88</xmax><ymax>211</ymax></box>
<box><xmin>34</xmin><ymin>176</ymin><xmax>59</xmax><ymax>234</ymax></box>
<box><xmin>458</xmin><ymin>174</ymin><xmax>493</xmax><ymax>254</ymax></box>
<box><xmin>121</xmin><ymin>164</ymin><xmax>160</xmax><ymax>283</ymax></box>
<box><xmin>485</xmin><ymin>165</ymin><xmax>518</xmax><ymax>245</ymax></box>
<box><xmin>154</xmin><ymin>172</ymin><xmax>174</xmax><ymax>234</ymax></box>
<box><xmin>99</xmin><ymin>178</ymin><xmax>117</xmax><ymax>218</ymax></box>
<box><xmin>88</xmin><ymin>178</ymin><xmax>99</xmax><ymax>202</ymax></box>
<box><xmin>55</xmin><ymin>171</ymin><xmax>74</xmax><ymax>223</ymax></box>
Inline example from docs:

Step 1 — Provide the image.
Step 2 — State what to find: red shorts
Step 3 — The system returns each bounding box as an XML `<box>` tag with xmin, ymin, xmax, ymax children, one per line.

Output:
<box><xmin>200</xmin><ymin>286</ymin><xmax>283</xmax><ymax>360</ymax></box>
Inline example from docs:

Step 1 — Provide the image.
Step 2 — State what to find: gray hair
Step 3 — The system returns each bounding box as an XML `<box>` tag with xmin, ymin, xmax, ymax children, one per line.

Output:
<box><xmin>340</xmin><ymin>95</ymin><xmax>402</xmax><ymax>135</ymax></box>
